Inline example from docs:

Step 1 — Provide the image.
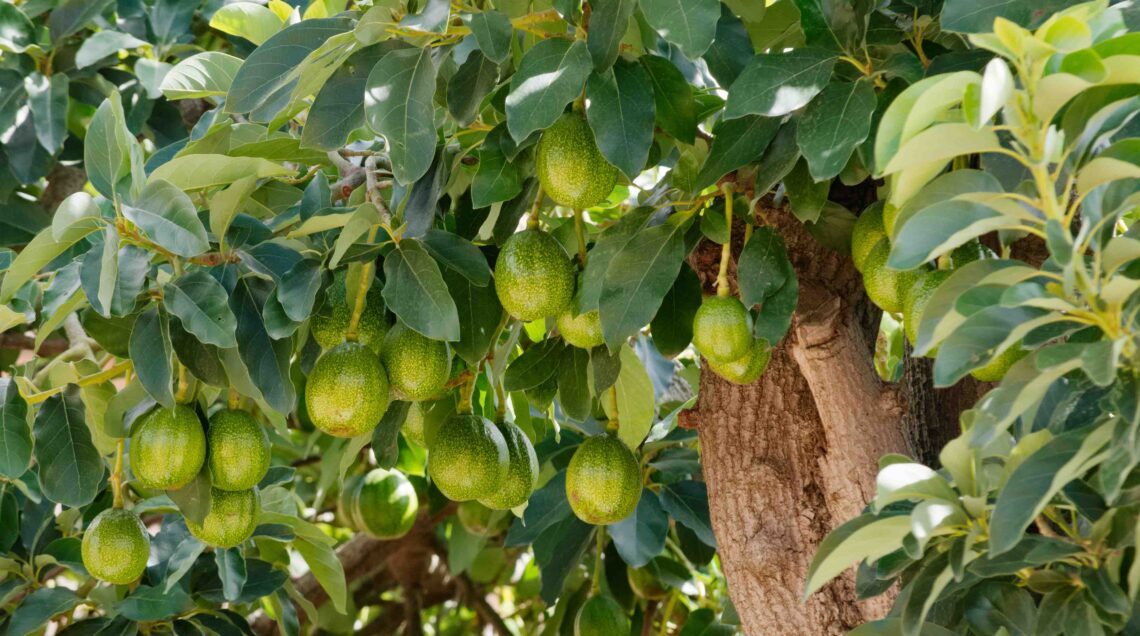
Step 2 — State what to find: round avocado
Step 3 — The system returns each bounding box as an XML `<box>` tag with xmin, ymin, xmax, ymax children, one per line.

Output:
<box><xmin>495</xmin><ymin>229</ymin><xmax>575</xmax><ymax>322</ymax></box>
<box><xmin>336</xmin><ymin>474</ymin><xmax>364</xmax><ymax>530</ymax></box>
<box><xmin>457</xmin><ymin>500</ymin><xmax>508</xmax><ymax>535</ymax></box>
<box><xmin>428</xmin><ymin>413</ymin><xmax>509</xmax><ymax>502</ymax></box>
<box><xmin>902</xmin><ymin>269</ymin><xmax>951</xmax><ymax>352</ymax></box>
<box><xmin>565</xmin><ymin>434</ymin><xmax>641</xmax><ymax>525</ymax></box>
<box><xmin>557</xmin><ymin>307</ymin><xmax>604</xmax><ymax>349</ymax></box>
<box><xmin>575</xmin><ymin>596</ymin><xmax>630</xmax><ymax>636</ymax></box>
<box><xmin>207</xmin><ymin>409</ymin><xmax>270</xmax><ymax>492</ymax></box>
<box><xmin>862</xmin><ymin>239</ymin><xmax>920</xmax><ymax>315</ymax></box>
<box><xmin>852</xmin><ymin>203</ymin><xmax>887</xmax><ymax>273</ymax></box>
<box><xmin>536</xmin><ymin>113</ymin><xmax>618</xmax><ymax>209</ymax></box>
<box><xmin>478</xmin><ymin>421</ymin><xmax>538</xmax><ymax>510</ymax></box>
<box><xmin>130</xmin><ymin>405</ymin><xmax>206</xmax><ymax>491</ymax></box>
<box><xmin>305</xmin><ymin>342</ymin><xmax>391</xmax><ymax>438</ymax></box>
<box><xmin>627</xmin><ymin>565</ymin><xmax>669</xmax><ymax>600</ymax></box>
<box><xmin>186</xmin><ymin>487</ymin><xmax>259</xmax><ymax>548</ymax></box>
<box><xmin>354</xmin><ymin>468</ymin><xmax>418</xmax><ymax>539</ymax></box>
<box><xmin>381</xmin><ymin>323</ymin><xmax>451</xmax><ymax>401</ymax></box>
<box><xmin>81</xmin><ymin>508</ymin><xmax>150</xmax><ymax>585</ymax></box>
<box><xmin>692</xmin><ymin>295</ymin><xmax>753</xmax><ymax>364</ymax></box>
<box><xmin>708</xmin><ymin>338</ymin><xmax>771</xmax><ymax>385</ymax></box>
<box><xmin>311</xmin><ymin>271</ymin><xmax>388</xmax><ymax>351</ymax></box>
<box><xmin>970</xmin><ymin>345</ymin><xmax>1028</xmax><ymax>382</ymax></box>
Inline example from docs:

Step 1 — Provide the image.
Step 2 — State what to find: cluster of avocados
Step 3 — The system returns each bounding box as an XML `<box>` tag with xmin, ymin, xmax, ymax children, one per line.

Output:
<box><xmin>81</xmin><ymin>403</ymin><xmax>270</xmax><ymax>584</ymax></box>
<box><xmin>853</xmin><ymin>204</ymin><xmax>1026</xmax><ymax>381</ymax></box>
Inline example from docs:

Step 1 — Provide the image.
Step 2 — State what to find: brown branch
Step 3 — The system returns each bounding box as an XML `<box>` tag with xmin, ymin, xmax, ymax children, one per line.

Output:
<box><xmin>454</xmin><ymin>574</ymin><xmax>512</xmax><ymax>636</ymax></box>
<box><xmin>0</xmin><ymin>333</ymin><xmax>69</xmax><ymax>356</ymax></box>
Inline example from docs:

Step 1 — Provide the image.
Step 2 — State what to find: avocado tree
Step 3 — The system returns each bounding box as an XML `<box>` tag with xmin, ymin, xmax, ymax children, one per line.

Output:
<box><xmin>2</xmin><ymin>0</ymin><xmax>1138</xmax><ymax>635</ymax></box>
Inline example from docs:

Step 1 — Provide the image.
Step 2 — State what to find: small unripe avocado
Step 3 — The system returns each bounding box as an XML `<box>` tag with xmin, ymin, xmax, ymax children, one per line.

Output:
<box><xmin>401</xmin><ymin>402</ymin><xmax>438</xmax><ymax>448</ymax></box>
<box><xmin>692</xmin><ymin>296</ymin><xmax>753</xmax><ymax>363</ymax></box>
<box><xmin>495</xmin><ymin>230</ymin><xmax>575</xmax><ymax>322</ymax></box>
<box><xmin>902</xmin><ymin>269</ymin><xmax>952</xmax><ymax>352</ymax></box>
<box><xmin>354</xmin><ymin>468</ymin><xmax>418</xmax><ymax>539</ymax></box>
<box><xmin>708</xmin><ymin>338</ymin><xmax>771</xmax><ymax>385</ymax></box>
<box><xmin>565</xmin><ymin>434</ymin><xmax>641</xmax><ymax>525</ymax></box>
<box><xmin>305</xmin><ymin>342</ymin><xmax>391</xmax><ymax>438</ymax></box>
<box><xmin>428</xmin><ymin>413</ymin><xmax>509</xmax><ymax>502</ymax></box>
<box><xmin>311</xmin><ymin>271</ymin><xmax>388</xmax><ymax>351</ymax></box>
<box><xmin>575</xmin><ymin>596</ymin><xmax>630</xmax><ymax>636</ymax></box>
<box><xmin>130</xmin><ymin>405</ymin><xmax>206</xmax><ymax>491</ymax></box>
<box><xmin>187</xmin><ymin>487</ymin><xmax>260</xmax><ymax>548</ymax></box>
<box><xmin>478</xmin><ymin>421</ymin><xmax>539</xmax><ymax>511</ymax></box>
<box><xmin>556</xmin><ymin>308</ymin><xmax>604</xmax><ymax>349</ymax></box>
<box><xmin>627</xmin><ymin>566</ymin><xmax>669</xmax><ymax>600</ymax></box>
<box><xmin>969</xmin><ymin>345</ymin><xmax>1028</xmax><ymax>382</ymax></box>
<box><xmin>536</xmin><ymin>113</ymin><xmax>618</xmax><ymax>209</ymax></box>
<box><xmin>208</xmin><ymin>409</ymin><xmax>270</xmax><ymax>491</ymax></box>
<box><xmin>336</xmin><ymin>474</ymin><xmax>364</xmax><ymax>530</ymax></box>
<box><xmin>852</xmin><ymin>203</ymin><xmax>887</xmax><ymax>273</ymax></box>
<box><xmin>381</xmin><ymin>323</ymin><xmax>451</xmax><ymax>401</ymax></box>
<box><xmin>457</xmin><ymin>500</ymin><xmax>508</xmax><ymax>535</ymax></box>
<box><xmin>81</xmin><ymin>508</ymin><xmax>150</xmax><ymax>585</ymax></box>
<box><xmin>862</xmin><ymin>239</ymin><xmax>920</xmax><ymax>315</ymax></box>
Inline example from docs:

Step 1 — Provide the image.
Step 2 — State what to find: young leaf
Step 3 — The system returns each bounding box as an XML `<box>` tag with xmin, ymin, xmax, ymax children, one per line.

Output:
<box><xmin>505</xmin><ymin>38</ymin><xmax>593</xmax><ymax>142</ymax></box>
<box><xmin>161</xmin><ymin>52</ymin><xmax>244</xmax><ymax>100</ymax></box>
<box><xmin>803</xmin><ymin>512</ymin><xmax>911</xmax><ymax>598</ymax></box>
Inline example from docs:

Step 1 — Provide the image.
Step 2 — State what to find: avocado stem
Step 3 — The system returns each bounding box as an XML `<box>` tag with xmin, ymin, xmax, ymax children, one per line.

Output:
<box><xmin>346</xmin><ymin>226</ymin><xmax>382</xmax><ymax>342</ymax></box>
<box><xmin>607</xmin><ymin>386</ymin><xmax>619</xmax><ymax>430</ymax></box>
<box><xmin>111</xmin><ymin>439</ymin><xmax>125</xmax><ymax>509</ymax></box>
<box><xmin>573</xmin><ymin>208</ymin><xmax>588</xmax><ymax>268</ymax></box>
<box><xmin>457</xmin><ymin>368</ymin><xmax>477</xmax><ymax>414</ymax></box>
<box><xmin>590</xmin><ymin>526</ymin><xmax>606</xmax><ymax>595</ymax></box>
<box><xmin>174</xmin><ymin>362</ymin><xmax>193</xmax><ymax>403</ymax></box>
<box><xmin>716</xmin><ymin>184</ymin><xmax>734</xmax><ymax>298</ymax></box>
<box><xmin>527</xmin><ymin>185</ymin><xmax>544</xmax><ymax>230</ymax></box>
<box><xmin>227</xmin><ymin>388</ymin><xmax>242</xmax><ymax>411</ymax></box>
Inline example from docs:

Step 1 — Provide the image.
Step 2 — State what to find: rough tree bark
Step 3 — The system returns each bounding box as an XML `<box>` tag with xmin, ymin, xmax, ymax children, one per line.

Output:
<box><xmin>684</xmin><ymin>202</ymin><xmax>979</xmax><ymax>635</ymax></box>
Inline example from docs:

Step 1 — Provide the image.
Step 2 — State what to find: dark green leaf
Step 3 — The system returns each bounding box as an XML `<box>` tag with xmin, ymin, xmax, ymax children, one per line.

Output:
<box><xmin>34</xmin><ymin>390</ymin><xmax>104</xmax><ymax>508</ymax></box>
<box><xmin>164</xmin><ymin>271</ymin><xmax>238</xmax><ymax>349</ymax></box>
<box><xmin>942</xmin><ymin>0</ymin><xmax>1076</xmax><ymax>33</ymax></box>
<box><xmin>471</xmin><ymin>127</ymin><xmax>522</xmax><ymax>208</ymax></box>
<box><xmin>650</xmin><ymin>264</ymin><xmax>701</xmax><ymax>358</ymax></box>
<box><xmin>505</xmin><ymin>38</ymin><xmax>593</xmax><ymax>142</ymax></box>
<box><xmin>556</xmin><ymin>346</ymin><xmax>591</xmax><ymax>420</ymax></box>
<box><xmin>167</xmin><ymin>466</ymin><xmax>212</xmax><ymax>527</ymax></box>
<box><xmin>796</xmin><ymin>80</ymin><xmax>876</xmax><ymax>181</ymax></box>
<box><xmin>48</xmin><ymin>0</ymin><xmax>114</xmax><ymax>42</ymax></box>
<box><xmin>703</xmin><ymin>7</ymin><xmax>754</xmax><ymax>87</ymax></box>
<box><xmin>792</xmin><ymin>0</ymin><xmax>873</xmax><ymax>53</ymax></box>
<box><xmin>276</xmin><ymin>259</ymin><xmax>322</xmax><ymax>323</ymax></box>
<box><xmin>215</xmin><ymin>548</ymin><xmax>247</xmax><ymax>602</ymax></box>
<box><xmin>724</xmin><ymin>48</ymin><xmax>837</xmax><ymax>119</ymax></box>
<box><xmin>783</xmin><ymin>159</ymin><xmax>829</xmax><ymax>223</ymax></box>
<box><xmin>85</xmin><ymin>92</ymin><xmax>140</xmax><ymax>200</ymax></box>
<box><xmin>754</xmin><ymin>271</ymin><xmax>798</xmax><ymax>345</ymax></box>
<box><xmin>642</xmin><ymin>56</ymin><xmax>697</xmax><ymax>143</ymax></box>
<box><xmin>116</xmin><ymin>585</ymin><xmax>193</xmax><ymax>621</ymax></box>
<box><xmin>505</xmin><ymin>338</ymin><xmax>566</xmax><ymax>392</ymax></box>
<box><xmin>382</xmin><ymin>239</ymin><xmax>461</xmax><ymax>341</ymax></box>
<box><xmin>8</xmin><ymin>587</ymin><xmax>81</xmax><ymax>636</ymax></box>
<box><xmin>0</xmin><ymin>4</ymin><xmax>34</xmax><ymax>53</ymax></box>
<box><xmin>694</xmin><ymin>115</ymin><xmax>780</xmax><ymax>191</ymax></box>
<box><xmin>738</xmin><ymin>227</ymin><xmax>791</xmax><ymax>307</ymax></box>
<box><xmin>230</xmin><ymin>278</ymin><xmax>295</xmax><ymax>413</ymax></box>
<box><xmin>365</xmin><ymin>47</ymin><xmax>439</xmax><ymax>185</ymax></box>
<box><xmin>25</xmin><ymin>73</ymin><xmax>68</xmax><ymax>153</ymax></box>
<box><xmin>75</xmin><ymin>30</ymin><xmax>149</xmax><ymax>69</ymax></box>
<box><xmin>372</xmin><ymin>401</ymin><xmax>410</xmax><ymax>469</ymax></box>
<box><xmin>448</xmin><ymin>51</ymin><xmax>500</xmax><ymax>128</ymax></box>
<box><xmin>609</xmin><ymin>490</ymin><xmax>668</xmax><ymax>567</ymax></box>
<box><xmin>534</xmin><ymin>515</ymin><xmax>594</xmax><ymax>604</ymax></box>
<box><xmin>461</xmin><ymin>11</ymin><xmax>513</xmax><ymax>64</ymax></box>
<box><xmin>659</xmin><ymin>481</ymin><xmax>715</xmax><ymax>547</ymax></box>
<box><xmin>587</xmin><ymin>0</ymin><xmax>637</xmax><ymax>70</ymax></box>
<box><xmin>585</xmin><ymin>60</ymin><xmax>656</xmax><ymax>180</ymax></box>
<box><xmin>639</xmin><ymin>0</ymin><xmax>720</xmax><ymax>58</ymax></box>
<box><xmin>129</xmin><ymin>308</ymin><xmax>175</xmax><ymax>408</ymax></box>
<box><xmin>302</xmin><ymin>46</ymin><xmax>388</xmax><ymax>151</ymax></box>
<box><xmin>443</xmin><ymin>269</ymin><xmax>503</xmax><ymax>366</ymax></box>
<box><xmin>0</xmin><ymin>378</ymin><xmax>31</xmax><ymax>479</ymax></box>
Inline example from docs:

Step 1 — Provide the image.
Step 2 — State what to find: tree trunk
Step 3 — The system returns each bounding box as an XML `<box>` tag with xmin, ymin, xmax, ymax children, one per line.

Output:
<box><xmin>685</xmin><ymin>204</ymin><xmax>975</xmax><ymax>634</ymax></box>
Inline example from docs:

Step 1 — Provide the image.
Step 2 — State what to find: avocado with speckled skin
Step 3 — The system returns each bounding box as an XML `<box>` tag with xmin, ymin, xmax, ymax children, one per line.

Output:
<box><xmin>208</xmin><ymin>409</ymin><xmax>270</xmax><ymax>491</ymax></box>
<box><xmin>81</xmin><ymin>508</ymin><xmax>150</xmax><ymax>584</ymax></box>
<box><xmin>536</xmin><ymin>113</ymin><xmax>618</xmax><ymax>209</ymax></box>
<box><xmin>401</xmin><ymin>402</ymin><xmax>438</xmax><ymax>448</ymax></box>
<box><xmin>692</xmin><ymin>296</ymin><xmax>752</xmax><ymax>364</ymax></box>
<box><xmin>902</xmin><ymin>269</ymin><xmax>951</xmax><ymax>352</ymax></box>
<box><xmin>708</xmin><ymin>338</ymin><xmax>771</xmax><ymax>385</ymax></box>
<box><xmin>130</xmin><ymin>405</ymin><xmax>206</xmax><ymax>491</ymax></box>
<box><xmin>852</xmin><ymin>203</ymin><xmax>886</xmax><ymax>273</ymax></box>
<box><xmin>457</xmin><ymin>501</ymin><xmax>509</xmax><ymax>534</ymax></box>
<box><xmin>565</xmin><ymin>434</ymin><xmax>641</xmax><ymax>525</ymax></box>
<box><xmin>575</xmin><ymin>596</ymin><xmax>630</xmax><ymax>636</ymax></box>
<box><xmin>381</xmin><ymin>323</ymin><xmax>451</xmax><ymax>401</ymax></box>
<box><xmin>311</xmin><ymin>271</ymin><xmax>388</xmax><ymax>351</ymax></box>
<box><xmin>305</xmin><ymin>342</ymin><xmax>390</xmax><ymax>438</ymax></box>
<box><xmin>478</xmin><ymin>421</ymin><xmax>538</xmax><ymax>510</ymax></box>
<box><xmin>495</xmin><ymin>229</ymin><xmax>575</xmax><ymax>322</ymax></box>
<box><xmin>354</xmin><ymin>468</ymin><xmax>418</xmax><ymax>539</ymax></box>
<box><xmin>556</xmin><ymin>307</ymin><xmax>604</xmax><ymax>349</ymax></box>
<box><xmin>862</xmin><ymin>239</ymin><xmax>920</xmax><ymax>315</ymax></box>
<box><xmin>187</xmin><ymin>487</ymin><xmax>259</xmax><ymax>548</ymax></box>
<box><xmin>970</xmin><ymin>345</ymin><xmax>1028</xmax><ymax>382</ymax></box>
<box><xmin>428</xmin><ymin>413</ymin><xmax>509</xmax><ymax>502</ymax></box>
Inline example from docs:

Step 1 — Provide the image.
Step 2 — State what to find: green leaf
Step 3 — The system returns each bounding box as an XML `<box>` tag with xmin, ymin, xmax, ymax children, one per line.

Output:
<box><xmin>933</xmin><ymin>306</ymin><xmax>1054</xmax><ymax>387</ymax></box>
<box><xmin>557</xmin><ymin>345</ymin><xmax>592</xmax><ymax>420</ymax></box>
<box><xmin>650</xmin><ymin>264</ymin><xmax>701</xmax><ymax>358</ymax></box>
<box><xmin>792</xmin><ymin>0</ymin><xmax>873</xmax><ymax>53</ymax></box>
<box><xmin>292</xmin><ymin>535</ymin><xmax>347</xmax><ymax>614</ymax></box>
<box><xmin>505</xmin><ymin>38</ymin><xmax>593</xmax><ymax>142</ymax></box>
<box><xmin>230</xmin><ymin>278</ymin><xmax>296</xmax><ymax>414</ymax></box>
<box><xmin>880</xmin><ymin>123</ymin><xmax>1001</xmax><ymax>177</ymax></box>
<box><xmin>795</xmin><ymin>79</ymin><xmax>876</xmax><ymax>181</ymax></box>
<box><xmin>587</xmin><ymin>0</ymin><xmax>637</xmax><ymax>70</ymax></box>
<box><xmin>658</xmin><ymin>481</ymin><xmax>716</xmax><ymax>547</ymax></box>
<box><xmin>130</xmin><ymin>308</ymin><xmax>175</xmax><ymax>408</ymax></box>
<box><xmin>208</xmin><ymin>176</ymin><xmax>257</xmax><ymax>251</ymax></box>
<box><xmin>0</xmin><ymin>4</ymin><xmax>34</xmax><ymax>53</ymax></box>
<box><xmin>116</xmin><ymin>585</ymin><xmax>193</xmax><ymax>621</ymax></box>
<box><xmin>737</xmin><ymin>227</ymin><xmax>791</xmax><ymax>307</ymax></box>
<box><xmin>447</xmin><ymin>50</ymin><xmax>500</xmax><ymax>128</ymax></box>
<box><xmin>609</xmin><ymin>489</ymin><xmax>668</xmax><ymax>567</ymax></box>
<box><xmin>161</xmin><ymin>52</ymin><xmax>244</xmax><ymax>100</ymax></box>
<box><xmin>639</xmin><ymin>0</ymin><xmax>720</xmax><ymax>58</ymax></box>
<box><xmin>8</xmin><ymin>588</ymin><xmax>81</xmax><ymax>636</ymax></box>
<box><xmin>80</xmin><ymin>234</ymin><xmax>149</xmax><ymax>318</ymax></box>
<box><xmin>585</xmin><ymin>60</ymin><xmax>656</xmax><ymax>181</ymax></box>
<box><xmin>990</xmin><ymin>423</ymin><xmax>1113</xmax><ymax>555</ymax></box>
<box><xmin>872</xmin><ymin>463</ymin><xmax>960</xmax><ymax>512</ymax></box>
<box><xmin>505</xmin><ymin>339</ymin><xmax>565</xmax><ymax>392</ymax></box>
<box><xmin>48</xmin><ymin>0</ymin><xmax>114</xmax><ymax>42</ymax></box>
<box><xmin>803</xmin><ymin>513</ymin><xmax>911</xmax><ymax>598</ymax></box>
<box><xmin>209</xmin><ymin>2</ymin><xmax>284</xmax><ymax>45</ymax></box>
<box><xmin>724</xmin><ymin>49</ymin><xmax>837</xmax><ymax>119</ymax></box>
<box><xmin>695</xmin><ymin>115</ymin><xmax>781</xmax><ymax>191</ymax></box>
<box><xmin>164</xmin><ymin>271</ymin><xmax>239</xmax><ymax>349</ymax></box>
<box><xmin>122</xmin><ymin>179</ymin><xmax>210</xmax><ymax>257</ymax></box>
<box><xmin>149</xmin><ymin>155</ymin><xmax>292</xmax><ymax>191</ymax></box>
<box><xmin>24</xmin><ymin>73</ymin><xmax>68</xmax><ymax>153</ymax></box>
<box><xmin>34</xmin><ymin>390</ymin><xmax>104</xmax><ymax>508</ymax></box>
<box><xmin>443</xmin><ymin>269</ymin><xmax>503</xmax><ymax>366</ymax></box>
<box><xmin>888</xmin><ymin>200</ymin><xmax>1014</xmax><ymax>270</ymax></box>
<box><xmin>303</xmin><ymin>45</ymin><xmax>387</xmax><ymax>151</ymax></box>
<box><xmin>381</xmin><ymin>239</ymin><xmax>460</xmax><ymax>341</ymax></box>
<box><xmin>400</xmin><ymin>0</ymin><xmax>450</xmax><ymax>33</ymax></box>
<box><xmin>600</xmin><ymin>346</ymin><xmax>655</xmax><ymax>449</ymax></box>
<box><xmin>85</xmin><ymin>92</ymin><xmax>141</xmax><ymax>200</ymax></box>
<box><xmin>276</xmin><ymin>259</ymin><xmax>323</xmax><ymax>323</ymax></box>
<box><xmin>0</xmin><ymin>219</ymin><xmax>97</xmax><ymax>304</ymax></box>
<box><xmin>472</xmin><ymin>128</ymin><xmax>522</xmax><ymax>208</ymax></box>
<box><xmin>0</xmin><ymin>378</ymin><xmax>30</xmax><ymax>479</ymax></box>
<box><xmin>642</xmin><ymin>55</ymin><xmax>698</xmax><ymax>144</ymax></box>
<box><xmin>964</xmin><ymin>582</ymin><xmax>1036</xmax><ymax>636</ymax></box>
<box><xmin>420</xmin><ymin>229</ymin><xmax>491</xmax><ymax>287</ymax></box>
<box><xmin>461</xmin><ymin>10</ymin><xmax>513</xmax><ymax>64</ymax></box>
<box><xmin>942</xmin><ymin>0</ymin><xmax>1074</xmax><ymax>33</ymax></box>
<box><xmin>215</xmin><ymin>548</ymin><xmax>247</xmax><ymax>602</ymax></box>
<box><xmin>364</xmin><ymin>47</ymin><xmax>439</xmax><ymax>185</ymax></box>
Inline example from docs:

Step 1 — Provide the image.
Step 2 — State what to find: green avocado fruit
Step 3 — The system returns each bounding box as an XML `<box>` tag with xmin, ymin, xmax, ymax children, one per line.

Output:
<box><xmin>627</xmin><ymin>565</ymin><xmax>669</xmax><ymax>600</ymax></box>
<box><xmin>305</xmin><ymin>342</ymin><xmax>391</xmax><ymax>438</ymax></box>
<box><xmin>130</xmin><ymin>405</ymin><xmax>206</xmax><ymax>491</ymax></box>
<box><xmin>81</xmin><ymin>508</ymin><xmax>150</xmax><ymax>585</ymax></box>
<box><xmin>478</xmin><ymin>421</ymin><xmax>539</xmax><ymax>510</ymax></box>
<box><xmin>556</xmin><ymin>307</ymin><xmax>604</xmax><ymax>349</ymax></box>
<box><xmin>337</xmin><ymin>474</ymin><xmax>364</xmax><ymax>530</ymax></box>
<box><xmin>428</xmin><ymin>413</ymin><xmax>509</xmax><ymax>502</ymax></box>
<box><xmin>575</xmin><ymin>596</ymin><xmax>630</xmax><ymax>636</ymax></box>
<box><xmin>381</xmin><ymin>323</ymin><xmax>451</xmax><ymax>401</ymax></box>
<box><xmin>692</xmin><ymin>295</ymin><xmax>753</xmax><ymax>364</ymax></box>
<box><xmin>187</xmin><ymin>487</ymin><xmax>260</xmax><ymax>548</ymax></box>
<box><xmin>862</xmin><ymin>239</ymin><xmax>920</xmax><ymax>315</ymax></box>
<box><xmin>565</xmin><ymin>434</ymin><xmax>641</xmax><ymax>525</ymax></box>
<box><xmin>495</xmin><ymin>229</ymin><xmax>575</xmax><ymax>322</ymax></box>
<box><xmin>536</xmin><ymin>113</ymin><xmax>618</xmax><ymax>209</ymax></box>
<box><xmin>208</xmin><ymin>409</ymin><xmax>270</xmax><ymax>491</ymax></box>
<box><xmin>457</xmin><ymin>500</ymin><xmax>509</xmax><ymax>535</ymax></box>
<box><xmin>354</xmin><ymin>468</ymin><xmax>419</xmax><ymax>539</ymax></box>
<box><xmin>902</xmin><ymin>269</ymin><xmax>952</xmax><ymax>352</ymax></box>
<box><xmin>970</xmin><ymin>345</ymin><xmax>1028</xmax><ymax>382</ymax></box>
<box><xmin>311</xmin><ymin>271</ymin><xmax>388</xmax><ymax>351</ymax></box>
<box><xmin>708</xmin><ymin>338</ymin><xmax>771</xmax><ymax>385</ymax></box>
<box><xmin>852</xmin><ymin>203</ymin><xmax>887</xmax><ymax>273</ymax></box>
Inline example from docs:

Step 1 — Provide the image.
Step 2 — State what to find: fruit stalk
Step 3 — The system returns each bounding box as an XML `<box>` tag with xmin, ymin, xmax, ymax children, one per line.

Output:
<box><xmin>346</xmin><ymin>226</ymin><xmax>381</xmax><ymax>342</ymax></box>
<box><xmin>111</xmin><ymin>438</ymin><xmax>125</xmax><ymax>508</ymax></box>
<box><xmin>457</xmin><ymin>367</ymin><xmax>477</xmax><ymax>414</ymax></box>
<box><xmin>591</xmin><ymin>526</ymin><xmax>606</xmax><ymax>594</ymax></box>
<box><xmin>527</xmin><ymin>184</ymin><xmax>544</xmax><ymax>230</ymax></box>
<box><xmin>573</xmin><ymin>208</ymin><xmax>588</xmax><ymax>268</ymax></box>
<box><xmin>607</xmin><ymin>386</ymin><xmax>619</xmax><ymax>431</ymax></box>
<box><xmin>716</xmin><ymin>184</ymin><xmax>734</xmax><ymax>298</ymax></box>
